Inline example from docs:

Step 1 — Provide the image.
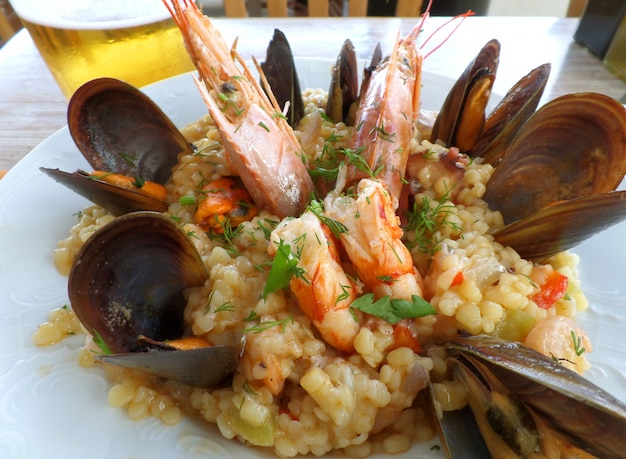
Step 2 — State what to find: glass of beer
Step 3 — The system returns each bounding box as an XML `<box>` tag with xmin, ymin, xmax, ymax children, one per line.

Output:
<box><xmin>9</xmin><ymin>0</ymin><xmax>198</xmax><ymax>99</ymax></box>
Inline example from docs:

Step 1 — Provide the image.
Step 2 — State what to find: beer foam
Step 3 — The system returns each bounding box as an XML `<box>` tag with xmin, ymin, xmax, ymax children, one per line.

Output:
<box><xmin>12</xmin><ymin>0</ymin><xmax>171</xmax><ymax>30</ymax></box>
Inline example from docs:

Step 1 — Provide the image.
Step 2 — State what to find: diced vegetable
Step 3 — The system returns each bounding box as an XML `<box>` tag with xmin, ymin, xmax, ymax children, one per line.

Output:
<box><xmin>494</xmin><ymin>309</ymin><xmax>535</xmax><ymax>342</ymax></box>
<box><xmin>220</xmin><ymin>408</ymin><xmax>276</xmax><ymax>447</ymax></box>
<box><xmin>532</xmin><ymin>270</ymin><xmax>568</xmax><ymax>310</ymax></box>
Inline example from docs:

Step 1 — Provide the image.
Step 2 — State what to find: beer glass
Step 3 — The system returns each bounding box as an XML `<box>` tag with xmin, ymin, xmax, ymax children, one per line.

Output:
<box><xmin>9</xmin><ymin>0</ymin><xmax>197</xmax><ymax>99</ymax></box>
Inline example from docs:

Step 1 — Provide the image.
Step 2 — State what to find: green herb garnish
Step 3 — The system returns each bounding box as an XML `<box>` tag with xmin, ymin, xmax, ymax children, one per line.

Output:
<box><xmin>351</xmin><ymin>294</ymin><xmax>436</xmax><ymax>324</ymax></box>
<box><xmin>206</xmin><ymin>217</ymin><xmax>243</xmax><ymax>257</ymax></box>
<box><xmin>307</xmin><ymin>199</ymin><xmax>347</xmax><ymax>239</ymax></box>
<box><xmin>262</xmin><ymin>240</ymin><xmax>306</xmax><ymax>298</ymax></box>
<box><xmin>133</xmin><ymin>176</ymin><xmax>145</xmax><ymax>189</ymax></box>
<box><xmin>118</xmin><ymin>152</ymin><xmax>137</xmax><ymax>167</ymax></box>
<box><xmin>403</xmin><ymin>186</ymin><xmax>460</xmax><ymax>259</ymax></box>
<box><xmin>571</xmin><ymin>330</ymin><xmax>586</xmax><ymax>356</ymax></box>
<box><xmin>91</xmin><ymin>329</ymin><xmax>112</xmax><ymax>355</ymax></box>
<box><xmin>179</xmin><ymin>195</ymin><xmax>198</xmax><ymax>206</ymax></box>
<box><xmin>244</xmin><ymin>313</ymin><xmax>294</xmax><ymax>334</ymax></box>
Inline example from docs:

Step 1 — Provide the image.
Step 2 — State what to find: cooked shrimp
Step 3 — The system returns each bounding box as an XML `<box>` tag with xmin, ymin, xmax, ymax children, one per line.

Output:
<box><xmin>345</xmin><ymin>19</ymin><xmax>426</xmax><ymax>209</ymax></box>
<box><xmin>524</xmin><ymin>315</ymin><xmax>592</xmax><ymax>374</ymax></box>
<box><xmin>344</xmin><ymin>6</ymin><xmax>475</xmax><ymax>210</ymax></box>
<box><xmin>325</xmin><ymin>178</ymin><xmax>424</xmax><ymax>301</ymax></box>
<box><xmin>348</xmin><ymin>10</ymin><xmax>434</xmax><ymax>209</ymax></box>
<box><xmin>163</xmin><ymin>0</ymin><xmax>315</xmax><ymax>219</ymax></box>
<box><xmin>269</xmin><ymin>212</ymin><xmax>361</xmax><ymax>352</ymax></box>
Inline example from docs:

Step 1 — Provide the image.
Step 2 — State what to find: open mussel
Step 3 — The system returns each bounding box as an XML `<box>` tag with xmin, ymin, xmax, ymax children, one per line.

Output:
<box><xmin>69</xmin><ymin>211</ymin><xmax>242</xmax><ymax>387</ymax></box>
<box><xmin>430</xmin><ymin>39</ymin><xmax>550</xmax><ymax>163</ymax></box>
<box><xmin>483</xmin><ymin>92</ymin><xmax>626</xmax><ymax>261</ymax></box>
<box><xmin>484</xmin><ymin>92</ymin><xmax>626</xmax><ymax>224</ymax></box>
<box><xmin>430</xmin><ymin>39</ymin><xmax>500</xmax><ymax>152</ymax></box>
<box><xmin>429</xmin><ymin>39</ymin><xmax>626</xmax><ymax>261</ymax></box>
<box><xmin>430</xmin><ymin>336</ymin><xmax>626</xmax><ymax>458</ymax></box>
<box><xmin>41</xmin><ymin>168</ymin><xmax>169</xmax><ymax>216</ymax></box>
<box><xmin>469</xmin><ymin>62</ymin><xmax>551</xmax><ymax>164</ymax></box>
<box><xmin>41</xmin><ymin>77</ymin><xmax>193</xmax><ymax>215</ymax></box>
<box><xmin>327</xmin><ymin>40</ymin><xmax>383</xmax><ymax>127</ymax></box>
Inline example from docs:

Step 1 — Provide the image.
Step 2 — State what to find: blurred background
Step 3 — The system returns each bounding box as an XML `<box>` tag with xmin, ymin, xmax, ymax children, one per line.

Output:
<box><xmin>0</xmin><ymin>0</ymin><xmax>589</xmax><ymax>48</ymax></box>
<box><xmin>196</xmin><ymin>0</ymin><xmax>586</xmax><ymax>17</ymax></box>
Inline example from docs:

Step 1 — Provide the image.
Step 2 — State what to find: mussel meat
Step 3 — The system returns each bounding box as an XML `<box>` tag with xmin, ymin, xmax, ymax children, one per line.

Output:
<box><xmin>430</xmin><ymin>39</ymin><xmax>551</xmax><ymax>164</ymax></box>
<box><xmin>69</xmin><ymin>211</ymin><xmax>242</xmax><ymax>387</ymax></box>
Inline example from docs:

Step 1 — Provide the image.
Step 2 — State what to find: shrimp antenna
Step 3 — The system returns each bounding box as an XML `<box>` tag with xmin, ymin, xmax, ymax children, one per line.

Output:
<box><xmin>420</xmin><ymin>10</ymin><xmax>476</xmax><ymax>60</ymax></box>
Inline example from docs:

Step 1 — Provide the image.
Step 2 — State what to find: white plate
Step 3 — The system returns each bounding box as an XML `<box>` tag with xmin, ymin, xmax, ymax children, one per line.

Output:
<box><xmin>0</xmin><ymin>59</ymin><xmax>624</xmax><ymax>459</ymax></box>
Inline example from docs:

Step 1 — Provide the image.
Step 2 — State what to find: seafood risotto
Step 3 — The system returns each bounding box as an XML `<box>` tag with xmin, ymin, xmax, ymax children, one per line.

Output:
<box><xmin>36</xmin><ymin>85</ymin><xmax>589</xmax><ymax>457</ymax></box>
<box><xmin>32</xmin><ymin>0</ymin><xmax>624</xmax><ymax>456</ymax></box>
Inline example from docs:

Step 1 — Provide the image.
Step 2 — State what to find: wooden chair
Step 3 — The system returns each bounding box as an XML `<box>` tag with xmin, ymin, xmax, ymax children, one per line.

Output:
<box><xmin>222</xmin><ymin>0</ymin><xmax>423</xmax><ymax>17</ymax></box>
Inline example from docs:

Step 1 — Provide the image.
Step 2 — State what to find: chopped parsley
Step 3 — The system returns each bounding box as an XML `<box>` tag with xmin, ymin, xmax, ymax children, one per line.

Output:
<box><xmin>351</xmin><ymin>294</ymin><xmax>436</xmax><ymax>324</ymax></box>
<box><xmin>262</xmin><ymin>240</ymin><xmax>307</xmax><ymax>299</ymax></box>
<box><xmin>133</xmin><ymin>176</ymin><xmax>145</xmax><ymax>189</ymax></box>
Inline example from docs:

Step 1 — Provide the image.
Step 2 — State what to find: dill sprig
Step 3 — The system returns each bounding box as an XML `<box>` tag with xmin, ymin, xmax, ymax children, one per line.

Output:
<box><xmin>308</xmin><ymin>136</ymin><xmax>379</xmax><ymax>182</ymax></box>
<box><xmin>243</xmin><ymin>312</ymin><xmax>294</xmax><ymax>334</ymax></box>
<box><xmin>209</xmin><ymin>217</ymin><xmax>243</xmax><ymax>257</ymax></box>
<box><xmin>403</xmin><ymin>187</ymin><xmax>461</xmax><ymax>259</ymax></box>
<box><xmin>307</xmin><ymin>199</ymin><xmax>348</xmax><ymax>239</ymax></box>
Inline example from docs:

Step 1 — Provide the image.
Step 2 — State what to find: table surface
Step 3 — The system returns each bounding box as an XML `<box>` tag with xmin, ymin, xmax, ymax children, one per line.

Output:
<box><xmin>1</xmin><ymin>16</ymin><xmax>625</xmax><ymax>172</ymax></box>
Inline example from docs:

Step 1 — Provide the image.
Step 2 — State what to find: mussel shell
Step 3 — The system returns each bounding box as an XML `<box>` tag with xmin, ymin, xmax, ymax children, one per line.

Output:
<box><xmin>326</xmin><ymin>38</ymin><xmax>359</xmax><ymax>125</ymax></box>
<box><xmin>261</xmin><ymin>29</ymin><xmax>305</xmax><ymax>127</ymax></box>
<box><xmin>469</xmin><ymin>62</ymin><xmax>551</xmax><ymax>164</ymax></box>
<box><xmin>359</xmin><ymin>42</ymin><xmax>383</xmax><ymax>100</ymax></box>
<box><xmin>437</xmin><ymin>336</ymin><xmax>626</xmax><ymax>458</ymax></box>
<box><xmin>69</xmin><ymin>211</ymin><xmax>208</xmax><ymax>354</ymax></box>
<box><xmin>494</xmin><ymin>190</ymin><xmax>626</xmax><ymax>262</ymax></box>
<box><xmin>483</xmin><ymin>92</ymin><xmax>626</xmax><ymax>225</ymax></box>
<box><xmin>40</xmin><ymin>168</ymin><xmax>168</xmax><ymax>216</ymax></box>
<box><xmin>67</xmin><ymin>77</ymin><xmax>192</xmax><ymax>184</ymax></box>
<box><xmin>430</xmin><ymin>39</ymin><xmax>500</xmax><ymax>151</ymax></box>
<box><xmin>97</xmin><ymin>341</ymin><xmax>244</xmax><ymax>387</ymax></box>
